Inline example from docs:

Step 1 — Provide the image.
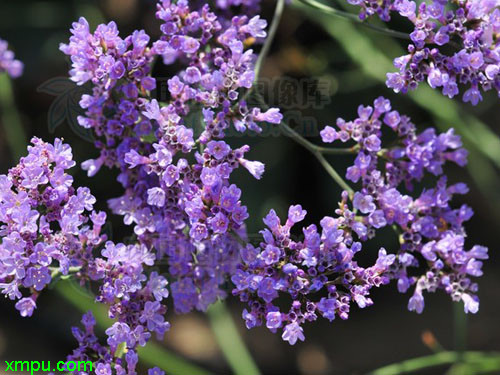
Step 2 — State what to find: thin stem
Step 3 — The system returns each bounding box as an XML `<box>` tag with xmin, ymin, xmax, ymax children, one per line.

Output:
<box><xmin>248</xmin><ymin>0</ymin><xmax>355</xmax><ymax>163</ymax></box>
<box><xmin>250</xmin><ymin>88</ymin><xmax>355</xmax><ymax>156</ymax></box>
<box><xmin>369</xmin><ymin>351</ymin><xmax>500</xmax><ymax>375</ymax></box>
<box><xmin>279</xmin><ymin>120</ymin><xmax>354</xmax><ymax>194</ymax></box>
<box><xmin>318</xmin><ymin>145</ymin><xmax>357</xmax><ymax>154</ymax></box>
<box><xmin>281</xmin><ymin>121</ymin><xmax>356</xmax><ymax>155</ymax></box>
<box><xmin>454</xmin><ymin>302</ymin><xmax>467</xmax><ymax>362</ymax></box>
<box><xmin>253</xmin><ymin>0</ymin><xmax>286</xmax><ymax>81</ymax></box>
<box><xmin>296</xmin><ymin>0</ymin><xmax>410</xmax><ymax>40</ymax></box>
<box><xmin>314</xmin><ymin>149</ymin><xmax>354</xmax><ymax>194</ymax></box>
<box><xmin>251</xmin><ymin>89</ymin><xmax>355</xmax><ymax>192</ymax></box>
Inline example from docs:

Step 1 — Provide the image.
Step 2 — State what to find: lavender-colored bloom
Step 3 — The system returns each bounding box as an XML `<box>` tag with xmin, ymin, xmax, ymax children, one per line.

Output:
<box><xmin>282</xmin><ymin>322</ymin><xmax>305</xmax><ymax>345</ymax></box>
<box><xmin>349</xmin><ymin>0</ymin><xmax>500</xmax><ymax>104</ymax></box>
<box><xmin>0</xmin><ymin>138</ymin><xmax>107</xmax><ymax>316</ymax></box>
<box><xmin>0</xmin><ymin>38</ymin><xmax>23</xmax><ymax>78</ymax></box>
<box><xmin>15</xmin><ymin>297</ymin><xmax>36</xmax><ymax>317</ymax></box>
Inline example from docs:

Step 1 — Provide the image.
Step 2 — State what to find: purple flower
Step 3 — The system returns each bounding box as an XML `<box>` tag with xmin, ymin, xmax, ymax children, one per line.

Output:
<box><xmin>288</xmin><ymin>205</ymin><xmax>307</xmax><ymax>224</ymax></box>
<box><xmin>147</xmin><ymin>187</ymin><xmax>166</xmax><ymax>207</ymax></box>
<box><xmin>462</xmin><ymin>294</ymin><xmax>479</xmax><ymax>314</ymax></box>
<box><xmin>15</xmin><ymin>297</ymin><xmax>36</xmax><ymax>317</ymax></box>
<box><xmin>261</xmin><ymin>245</ymin><xmax>281</xmax><ymax>265</ymax></box>
<box><xmin>241</xmin><ymin>16</ymin><xmax>267</xmax><ymax>38</ymax></box>
<box><xmin>24</xmin><ymin>267</ymin><xmax>51</xmax><ymax>291</ymax></box>
<box><xmin>200</xmin><ymin>167</ymin><xmax>220</xmax><ymax>187</ymax></box>
<box><xmin>363</xmin><ymin>134</ymin><xmax>381</xmax><ymax>152</ymax></box>
<box><xmin>209</xmin><ymin>212</ymin><xmax>229</xmax><ymax>234</ymax></box>
<box><xmin>266</xmin><ymin>311</ymin><xmax>282</xmax><ymax>329</ymax></box>
<box><xmin>282</xmin><ymin>322</ymin><xmax>305</xmax><ymax>345</ymax></box>
<box><xmin>206</xmin><ymin>141</ymin><xmax>231</xmax><ymax>160</ymax></box>
<box><xmin>408</xmin><ymin>290</ymin><xmax>424</xmax><ymax>314</ymax></box>
<box><xmin>353</xmin><ymin>192</ymin><xmax>376</xmax><ymax>214</ymax></box>
<box><xmin>254</xmin><ymin>108</ymin><xmax>283</xmax><ymax>124</ymax></box>
<box><xmin>238</xmin><ymin>158</ymin><xmax>265</xmax><ymax>179</ymax></box>
<box><xmin>184</xmin><ymin>66</ymin><xmax>201</xmax><ymax>83</ymax></box>
<box><xmin>317</xmin><ymin>298</ymin><xmax>336</xmax><ymax>321</ymax></box>
<box><xmin>320</xmin><ymin>126</ymin><xmax>338</xmax><ymax>143</ymax></box>
<box><xmin>0</xmin><ymin>39</ymin><xmax>23</xmax><ymax>78</ymax></box>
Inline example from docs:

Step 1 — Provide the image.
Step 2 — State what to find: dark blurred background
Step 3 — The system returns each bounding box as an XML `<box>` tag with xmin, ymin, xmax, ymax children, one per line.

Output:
<box><xmin>1</xmin><ymin>1</ymin><xmax>499</xmax><ymax>374</ymax></box>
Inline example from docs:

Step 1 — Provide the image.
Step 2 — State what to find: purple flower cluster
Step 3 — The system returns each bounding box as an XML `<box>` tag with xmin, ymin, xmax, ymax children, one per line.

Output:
<box><xmin>0</xmin><ymin>138</ymin><xmax>106</xmax><ymax>317</ymax></box>
<box><xmin>348</xmin><ymin>0</ymin><xmax>500</xmax><ymax>104</ymax></box>
<box><xmin>321</xmin><ymin>97</ymin><xmax>486</xmax><ymax>314</ymax></box>
<box><xmin>0</xmin><ymin>38</ymin><xmax>23</xmax><ymax>78</ymax></box>
<box><xmin>68</xmin><ymin>312</ymin><xmax>165</xmax><ymax>375</ymax></box>
<box><xmin>57</xmin><ymin>0</ymin><xmax>281</xmax><ymax>317</ymax></box>
<box><xmin>230</xmin><ymin>97</ymin><xmax>487</xmax><ymax>344</ymax></box>
<box><xmin>59</xmin><ymin>17</ymin><xmax>155</xmax><ymax>174</ymax></box>
<box><xmin>233</xmin><ymin>201</ymin><xmax>395</xmax><ymax>344</ymax></box>
<box><xmin>152</xmin><ymin>0</ymin><xmax>277</xmax><ymax>139</ymax></box>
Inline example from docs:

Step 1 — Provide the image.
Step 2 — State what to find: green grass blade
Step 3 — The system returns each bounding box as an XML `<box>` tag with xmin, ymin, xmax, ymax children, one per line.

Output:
<box><xmin>207</xmin><ymin>301</ymin><xmax>261</xmax><ymax>375</ymax></box>
<box><xmin>0</xmin><ymin>74</ymin><xmax>27</xmax><ymax>161</ymax></box>
<box><xmin>369</xmin><ymin>351</ymin><xmax>500</xmax><ymax>375</ymax></box>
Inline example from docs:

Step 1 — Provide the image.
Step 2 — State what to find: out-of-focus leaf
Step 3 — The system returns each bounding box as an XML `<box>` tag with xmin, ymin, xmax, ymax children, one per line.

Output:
<box><xmin>0</xmin><ymin>73</ymin><xmax>26</xmax><ymax>161</ymax></box>
<box><xmin>207</xmin><ymin>301</ymin><xmax>261</xmax><ymax>375</ymax></box>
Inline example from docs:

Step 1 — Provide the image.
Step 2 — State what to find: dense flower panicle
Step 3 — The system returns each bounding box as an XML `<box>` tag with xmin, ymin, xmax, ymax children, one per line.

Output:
<box><xmin>233</xmin><ymin>200</ymin><xmax>395</xmax><ymax>344</ymax></box>
<box><xmin>232</xmin><ymin>97</ymin><xmax>487</xmax><ymax>344</ymax></box>
<box><xmin>0</xmin><ymin>38</ymin><xmax>23</xmax><ymax>78</ymax></box>
<box><xmin>112</xmin><ymin>134</ymin><xmax>253</xmax><ymax>313</ymax></box>
<box><xmin>60</xmin><ymin>0</ymin><xmax>281</xmax><ymax>317</ymax></box>
<box><xmin>152</xmin><ymin>0</ymin><xmax>280</xmax><ymax>141</ymax></box>
<box><xmin>348</xmin><ymin>0</ymin><xmax>500</xmax><ymax>104</ymax></box>
<box><xmin>320</xmin><ymin>96</ymin><xmax>486</xmax><ymax>315</ymax></box>
<box><xmin>59</xmin><ymin>17</ymin><xmax>156</xmax><ymax>175</ymax></box>
<box><xmin>54</xmin><ymin>0</ymin><xmax>282</xmax><ymax>364</ymax></box>
<box><xmin>0</xmin><ymin>138</ymin><xmax>107</xmax><ymax>317</ymax></box>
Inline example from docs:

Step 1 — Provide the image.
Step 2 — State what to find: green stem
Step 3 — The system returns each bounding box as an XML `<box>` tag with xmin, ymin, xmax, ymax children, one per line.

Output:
<box><xmin>207</xmin><ymin>301</ymin><xmax>261</xmax><ymax>375</ymax></box>
<box><xmin>454</xmin><ymin>302</ymin><xmax>467</xmax><ymax>362</ymax></box>
<box><xmin>0</xmin><ymin>74</ymin><xmax>27</xmax><ymax>161</ymax></box>
<box><xmin>297</xmin><ymin>0</ymin><xmax>410</xmax><ymax>40</ymax></box>
<box><xmin>369</xmin><ymin>351</ymin><xmax>500</xmax><ymax>375</ymax></box>
<box><xmin>279</xmin><ymin>120</ymin><xmax>354</xmax><ymax>194</ymax></box>
<box><xmin>253</xmin><ymin>0</ymin><xmax>286</xmax><ymax>81</ymax></box>
<box><xmin>55</xmin><ymin>281</ymin><xmax>214</xmax><ymax>375</ymax></box>
<box><xmin>249</xmin><ymin>87</ymin><xmax>355</xmax><ymax>191</ymax></box>
<box><xmin>314</xmin><ymin>149</ymin><xmax>354</xmax><ymax>194</ymax></box>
